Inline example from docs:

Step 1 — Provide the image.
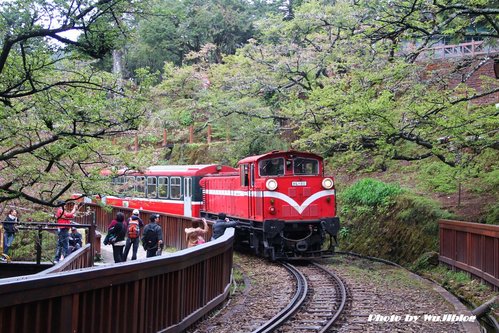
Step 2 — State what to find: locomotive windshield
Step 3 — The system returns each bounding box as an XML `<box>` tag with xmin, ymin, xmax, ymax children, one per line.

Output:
<box><xmin>259</xmin><ymin>158</ymin><xmax>285</xmax><ymax>176</ymax></box>
<box><xmin>293</xmin><ymin>157</ymin><xmax>319</xmax><ymax>175</ymax></box>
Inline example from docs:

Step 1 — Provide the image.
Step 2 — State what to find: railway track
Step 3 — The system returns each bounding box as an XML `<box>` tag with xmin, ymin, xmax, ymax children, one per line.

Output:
<box><xmin>252</xmin><ymin>261</ymin><xmax>347</xmax><ymax>333</ymax></box>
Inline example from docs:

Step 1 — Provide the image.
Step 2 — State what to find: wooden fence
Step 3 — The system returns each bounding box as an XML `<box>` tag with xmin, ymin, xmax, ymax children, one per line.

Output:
<box><xmin>0</xmin><ymin>229</ymin><xmax>234</xmax><ymax>333</ymax></box>
<box><xmin>439</xmin><ymin>219</ymin><xmax>499</xmax><ymax>290</ymax></box>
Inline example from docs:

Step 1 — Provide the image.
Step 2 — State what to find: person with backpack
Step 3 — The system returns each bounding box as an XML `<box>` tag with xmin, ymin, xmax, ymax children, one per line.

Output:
<box><xmin>123</xmin><ymin>209</ymin><xmax>144</xmax><ymax>261</ymax></box>
<box><xmin>107</xmin><ymin>212</ymin><xmax>127</xmax><ymax>263</ymax></box>
<box><xmin>141</xmin><ymin>214</ymin><xmax>163</xmax><ymax>258</ymax></box>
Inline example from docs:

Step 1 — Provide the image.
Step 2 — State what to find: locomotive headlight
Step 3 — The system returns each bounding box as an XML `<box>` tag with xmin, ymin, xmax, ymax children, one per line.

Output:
<box><xmin>266</xmin><ymin>179</ymin><xmax>278</xmax><ymax>191</ymax></box>
<box><xmin>322</xmin><ymin>178</ymin><xmax>334</xmax><ymax>189</ymax></box>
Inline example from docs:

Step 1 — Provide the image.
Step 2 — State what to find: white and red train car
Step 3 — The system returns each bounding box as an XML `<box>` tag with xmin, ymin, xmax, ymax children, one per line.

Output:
<box><xmin>97</xmin><ymin>150</ymin><xmax>340</xmax><ymax>259</ymax></box>
<box><xmin>101</xmin><ymin>164</ymin><xmax>237</xmax><ymax>217</ymax></box>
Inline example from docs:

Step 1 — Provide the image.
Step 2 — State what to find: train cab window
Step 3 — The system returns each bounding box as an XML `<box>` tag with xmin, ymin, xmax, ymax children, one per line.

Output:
<box><xmin>240</xmin><ymin>164</ymin><xmax>249</xmax><ymax>186</ymax></box>
<box><xmin>158</xmin><ymin>177</ymin><xmax>169</xmax><ymax>198</ymax></box>
<box><xmin>293</xmin><ymin>158</ymin><xmax>319</xmax><ymax>175</ymax></box>
<box><xmin>259</xmin><ymin>158</ymin><xmax>284</xmax><ymax>177</ymax></box>
<box><xmin>170</xmin><ymin>177</ymin><xmax>182</xmax><ymax>199</ymax></box>
<box><xmin>136</xmin><ymin>176</ymin><xmax>146</xmax><ymax>197</ymax></box>
<box><xmin>147</xmin><ymin>177</ymin><xmax>157</xmax><ymax>198</ymax></box>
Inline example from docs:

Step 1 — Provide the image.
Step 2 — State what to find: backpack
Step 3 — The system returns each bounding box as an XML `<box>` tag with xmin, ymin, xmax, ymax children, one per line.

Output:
<box><xmin>143</xmin><ymin>224</ymin><xmax>159</xmax><ymax>250</ymax></box>
<box><xmin>128</xmin><ymin>220</ymin><xmax>139</xmax><ymax>239</ymax></box>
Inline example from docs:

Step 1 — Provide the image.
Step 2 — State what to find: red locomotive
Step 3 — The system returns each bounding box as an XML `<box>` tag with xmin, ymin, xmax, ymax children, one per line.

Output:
<box><xmin>99</xmin><ymin>150</ymin><xmax>340</xmax><ymax>259</ymax></box>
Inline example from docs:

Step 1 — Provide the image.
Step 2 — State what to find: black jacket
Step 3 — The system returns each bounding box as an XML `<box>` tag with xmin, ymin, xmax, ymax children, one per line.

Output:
<box><xmin>141</xmin><ymin>222</ymin><xmax>163</xmax><ymax>250</ymax></box>
<box><xmin>3</xmin><ymin>215</ymin><xmax>18</xmax><ymax>234</ymax></box>
<box><xmin>108</xmin><ymin>220</ymin><xmax>126</xmax><ymax>242</ymax></box>
<box><xmin>212</xmin><ymin>219</ymin><xmax>238</xmax><ymax>240</ymax></box>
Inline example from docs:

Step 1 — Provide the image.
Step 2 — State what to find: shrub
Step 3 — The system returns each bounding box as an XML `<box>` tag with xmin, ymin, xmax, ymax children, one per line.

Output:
<box><xmin>341</xmin><ymin>178</ymin><xmax>402</xmax><ymax>208</ymax></box>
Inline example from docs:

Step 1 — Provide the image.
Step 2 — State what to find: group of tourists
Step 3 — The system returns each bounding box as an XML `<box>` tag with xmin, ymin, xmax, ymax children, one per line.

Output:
<box><xmin>2</xmin><ymin>204</ymin><xmax>238</xmax><ymax>264</ymax></box>
<box><xmin>104</xmin><ymin>210</ymin><xmax>238</xmax><ymax>263</ymax></box>
<box><xmin>104</xmin><ymin>210</ymin><xmax>164</xmax><ymax>263</ymax></box>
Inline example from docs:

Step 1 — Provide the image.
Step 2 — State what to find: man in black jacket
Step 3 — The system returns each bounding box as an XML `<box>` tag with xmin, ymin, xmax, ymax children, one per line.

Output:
<box><xmin>141</xmin><ymin>214</ymin><xmax>163</xmax><ymax>258</ymax></box>
<box><xmin>211</xmin><ymin>213</ymin><xmax>238</xmax><ymax>240</ymax></box>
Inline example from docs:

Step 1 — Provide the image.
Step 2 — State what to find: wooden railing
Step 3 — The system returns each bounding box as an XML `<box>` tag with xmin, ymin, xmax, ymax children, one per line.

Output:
<box><xmin>36</xmin><ymin>243</ymin><xmax>93</xmax><ymax>274</ymax></box>
<box><xmin>0</xmin><ymin>229</ymin><xmax>234</xmax><ymax>333</ymax></box>
<box><xmin>439</xmin><ymin>219</ymin><xmax>499</xmax><ymax>290</ymax></box>
<box><xmin>419</xmin><ymin>40</ymin><xmax>499</xmax><ymax>59</ymax></box>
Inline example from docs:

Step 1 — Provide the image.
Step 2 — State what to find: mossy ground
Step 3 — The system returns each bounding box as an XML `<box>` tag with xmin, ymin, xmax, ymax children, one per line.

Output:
<box><xmin>416</xmin><ymin>263</ymin><xmax>499</xmax><ymax>321</ymax></box>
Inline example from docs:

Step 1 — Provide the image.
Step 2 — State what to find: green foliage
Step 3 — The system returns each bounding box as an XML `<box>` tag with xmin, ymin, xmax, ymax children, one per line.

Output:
<box><xmin>411</xmin><ymin>252</ymin><xmax>440</xmax><ymax>272</ymax></box>
<box><xmin>341</xmin><ymin>178</ymin><xmax>402</xmax><ymax>208</ymax></box>
<box><xmin>482</xmin><ymin>204</ymin><xmax>499</xmax><ymax>225</ymax></box>
<box><xmin>0</xmin><ymin>0</ymin><xmax>148</xmax><ymax>206</ymax></box>
<box><xmin>338</xmin><ymin>227</ymin><xmax>350</xmax><ymax>241</ymax></box>
<box><xmin>338</xmin><ymin>178</ymin><xmax>448</xmax><ymax>265</ymax></box>
<box><xmin>125</xmin><ymin>0</ymin><xmax>261</xmax><ymax>74</ymax></box>
<box><xmin>9</xmin><ymin>230</ymin><xmax>57</xmax><ymax>262</ymax></box>
<box><xmin>395</xmin><ymin>192</ymin><xmax>452</xmax><ymax>229</ymax></box>
<box><xmin>415</xmin><ymin>161</ymin><xmax>459</xmax><ymax>193</ymax></box>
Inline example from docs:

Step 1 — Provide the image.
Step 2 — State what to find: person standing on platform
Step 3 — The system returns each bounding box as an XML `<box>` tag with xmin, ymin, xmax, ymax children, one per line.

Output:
<box><xmin>54</xmin><ymin>202</ymin><xmax>78</xmax><ymax>263</ymax></box>
<box><xmin>142</xmin><ymin>214</ymin><xmax>163</xmax><ymax>258</ymax></box>
<box><xmin>185</xmin><ymin>218</ymin><xmax>208</xmax><ymax>248</ymax></box>
<box><xmin>123</xmin><ymin>209</ymin><xmax>144</xmax><ymax>261</ymax></box>
<box><xmin>107</xmin><ymin>212</ymin><xmax>127</xmax><ymax>263</ymax></box>
<box><xmin>2</xmin><ymin>209</ymin><xmax>19</xmax><ymax>259</ymax></box>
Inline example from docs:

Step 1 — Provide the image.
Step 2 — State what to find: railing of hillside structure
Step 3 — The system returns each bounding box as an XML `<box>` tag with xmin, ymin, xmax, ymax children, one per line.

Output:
<box><xmin>439</xmin><ymin>219</ymin><xmax>499</xmax><ymax>290</ymax></box>
<box><xmin>419</xmin><ymin>40</ymin><xmax>499</xmax><ymax>59</ymax></box>
<box><xmin>84</xmin><ymin>203</ymin><xmax>212</xmax><ymax>250</ymax></box>
<box><xmin>0</xmin><ymin>228</ymin><xmax>234</xmax><ymax>333</ymax></box>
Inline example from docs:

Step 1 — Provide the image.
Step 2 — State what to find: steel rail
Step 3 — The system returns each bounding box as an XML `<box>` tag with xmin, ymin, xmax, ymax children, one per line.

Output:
<box><xmin>251</xmin><ymin>262</ymin><xmax>308</xmax><ymax>333</ymax></box>
<box><xmin>312</xmin><ymin>262</ymin><xmax>348</xmax><ymax>332</ymax></box>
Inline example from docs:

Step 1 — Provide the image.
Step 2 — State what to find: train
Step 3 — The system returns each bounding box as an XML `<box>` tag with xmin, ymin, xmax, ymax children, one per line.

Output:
<box><xmin>97</xmin><ymin>150</ymin><xmax>340</xmax><ymax>260</ymax></box>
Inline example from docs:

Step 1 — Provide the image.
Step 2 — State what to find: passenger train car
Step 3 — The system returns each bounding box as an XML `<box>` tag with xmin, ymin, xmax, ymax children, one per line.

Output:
<box><xmin>99</xmin><ymin>150</ymin><xmax>340</xmax><ymax>259</ymax></box>
<box><xmin>102</xmin><ymin>164</ymin><xmax>237</xmax><ymax>217</ymax></box>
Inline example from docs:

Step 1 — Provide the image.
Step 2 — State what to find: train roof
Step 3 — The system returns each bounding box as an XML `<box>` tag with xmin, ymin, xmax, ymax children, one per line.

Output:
<box><xmin>238</xmin><ymin>150</ymin><xmax>323</xmax><ymax>165</ymax></box>
<box><xmin>103</xmin><ymin>164</ymin><xmax>237</xmax><ymax>177</ymax></box>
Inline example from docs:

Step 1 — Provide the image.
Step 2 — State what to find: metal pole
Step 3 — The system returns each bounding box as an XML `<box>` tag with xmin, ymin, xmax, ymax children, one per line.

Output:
<box><xmin>89</xmin><ymin>210</ymin><xmax>96</xmax><ymax>266</ymax></box>
<box><xmin>36</xmin><ymin>225</ymin><xmax>42</xmax><ymax>265</ymax></box>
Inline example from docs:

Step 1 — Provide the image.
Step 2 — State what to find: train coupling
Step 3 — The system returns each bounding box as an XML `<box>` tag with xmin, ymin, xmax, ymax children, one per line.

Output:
<box><xmin>263</xmin><ymin>219</ymin><xmax>285</xmax><ymax>238</ymax></box>
<box><xmin>321</xmin><ymin>217</ymin><xmax>340</xmax><ymax>236</ymax></box>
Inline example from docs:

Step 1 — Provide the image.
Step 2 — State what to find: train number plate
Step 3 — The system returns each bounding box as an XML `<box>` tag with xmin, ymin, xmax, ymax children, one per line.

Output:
<box><xmin>292</xmin><ymin>181</ymin><xmax>307</xmax><ymax>186</ymax></box>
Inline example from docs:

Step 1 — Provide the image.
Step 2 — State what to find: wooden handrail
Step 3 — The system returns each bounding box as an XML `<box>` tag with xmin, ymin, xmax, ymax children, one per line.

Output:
<box><xmin>439</xmin><ymin>219</ymin><xmax>499</xmax><ymax>290</ymax></box>
<box><xmin>0</xmin><ymin>229</ymin><xmax>235</xmax><ymax>333</ymax></box>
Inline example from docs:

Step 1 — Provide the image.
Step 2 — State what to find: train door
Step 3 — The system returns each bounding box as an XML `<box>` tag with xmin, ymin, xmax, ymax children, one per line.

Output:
<box><xmin>184</xmin><ymin>177</ymin><xmax>192</xmax><ymax>217</ymax></box>
<box><xmin>248</xmin><ymin>164</ymin><xmax>256</xmax><ymax>219</ymax></box>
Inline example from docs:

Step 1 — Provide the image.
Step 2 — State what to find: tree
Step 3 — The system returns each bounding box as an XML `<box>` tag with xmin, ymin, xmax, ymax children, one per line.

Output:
<box><xmin>125</xmin><ymin>0</ymin><xmax>268</xmax><ymax>75</ymax></box>
<box><xmin>0</xmin><ymin>0</ymin><xmax>147</xmax><ymax>206</ymax></box>
<box><xmin>190</xmin><ymin>0</ymin><xmax>498</xmax><ymax>171</ymax></box>
<box><xmin>360</xmin><ymin>0</ymin><xmax>499</xmax><ymax>61</ymax></box>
